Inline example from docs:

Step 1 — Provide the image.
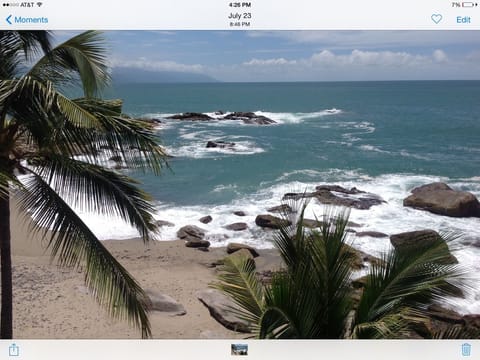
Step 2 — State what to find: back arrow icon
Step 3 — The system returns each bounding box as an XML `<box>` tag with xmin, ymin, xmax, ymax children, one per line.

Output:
<box><xmin>6</xmin><ymin>15</ymin><xmax>12</xmax><ymax>25</ymax></box>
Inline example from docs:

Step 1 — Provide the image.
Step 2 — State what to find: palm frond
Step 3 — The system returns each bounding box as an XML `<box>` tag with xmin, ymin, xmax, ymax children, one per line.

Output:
<box><xmin>433</xmin><ymin>324</ymin><xmax>480</xmax><ymax>339</ymax></box>
<box><xmin>23</xmin><ymin>155</ymin><xmax>158</xmax><ymax>242</ymax></box>
<box><xmin>212</xmin><ymin>252</ymin><xmax>264</xmax><ymax>331</ymax></box>
<box><xmin>351</xmin><ymin>308</ymin><xmax>422</xmax><ymax>339</ymax></box>
<box><xmin>17</xmin><ymin>170</ymin><xmax>152</xmax><ymax>338</ymax></box>
<box><xmin>354</xmin><ymin>234</ymin><xmax>468</xmax><ymax>334</ymax></box>
<box><xmin>27</xmin><ymin>31</ymin><xmax>110</xmax><ymax>97</ymax></box>
<box><xmin>0</xmin><ymin>31</ymin><xmax>52</xmax><ymax>78</ymax></box>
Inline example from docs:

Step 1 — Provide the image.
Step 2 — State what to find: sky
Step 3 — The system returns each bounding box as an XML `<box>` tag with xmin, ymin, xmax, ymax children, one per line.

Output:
<box><xmin>56</xmin><ymin>31</ymin><xmax>480</xmax><ymax>82</ymax></box>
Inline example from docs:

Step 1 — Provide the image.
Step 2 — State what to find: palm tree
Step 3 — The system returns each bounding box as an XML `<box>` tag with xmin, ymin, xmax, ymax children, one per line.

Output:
<box><xmin>0</xmin><ymin>31</ymin><xmax>167</xmax><ymax>338</ymax></box>
<box><xmin>214</xmin><ymin>202</ymin><xmax>468</xmax><ymax>339</ymax></box>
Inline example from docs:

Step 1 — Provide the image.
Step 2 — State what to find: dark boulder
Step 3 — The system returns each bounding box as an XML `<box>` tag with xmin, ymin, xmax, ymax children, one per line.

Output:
<box><xmin>390</xmin><ymin>229</ymin><xmax>457</xmax><ymax>264</ymax></box>
<box><xmin>233</xmin><ymin>211</ymin><xmax>246</xmax><ymax>216</ymax></box>
<box><xmin>185</xmin><ymin>239</ymin><xmax>211</xmax><ymax>248</ymax></box>
<box><xmin>315</xmin><ymin>185</ymin><xmax>364</xmax><ymax>195</ymax></box>
<box><xmin>178</xmin><ymin>225</ymin><xmax>206</xmax><ymax>242</ymax></box>
<box><xmin>315</xmin><ymin>189</ymin><xmax>384</xmax><ymax>210</ymax></box>
<box><xmin>403</xmin><ymin>182</ymin><xmax>480</xmax><ymax>217</ymax></box>
<box><xmin>283</xmin><ymin>185</ymin><xmax>384</xmax><ymax>210</ymax></box>
<box><xmin>225</xmin><ymin>222</ymin><xmax>248</xmax><ymax>231</ymax></box>
<box><xmin>199</xmin><ymin>215</ymin><xmax>213</xmax><ymax>224</ymax></box>
<box><xmin>167</xmin><ymin>112</ymin><xmax>213</xmax><ymax>121</ymax></box>
<box><xmin>282</xmin><ymin>192</ymin><xmax>318</xmax><ymax>201</ymax></box>
<box><xmin>222</xmin><ymin>112</ymin><xmax>276</xmax><ymax>125</ymax></box>
<box><xmin>206</xmin><ymin>140</ymin><xmax>235</xmax><ymax>149</ymax></box>
<box><xmin>255</xmin><ymin>215</ymin><xmax>292</xmax><ymax>229</ymax></box>
<box><xmin>226</xmin><ymin>243</ymin><xmax>259</xmax><ymax>258</ymax></box>
<box><xmin>155</xmin><ymin>220</ymin><xmax>174</xmax><ymax>228</ymax></box>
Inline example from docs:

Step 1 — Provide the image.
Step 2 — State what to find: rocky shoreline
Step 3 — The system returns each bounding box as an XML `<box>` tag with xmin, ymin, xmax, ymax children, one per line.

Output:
<box><xmin>166</xmin><ymin>111</ymin><xmax>277</xmax><ymax>125</ymax></box>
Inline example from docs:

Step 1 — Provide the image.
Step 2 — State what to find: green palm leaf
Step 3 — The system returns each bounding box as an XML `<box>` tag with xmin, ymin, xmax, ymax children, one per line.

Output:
<box><xmin>212</xmin><ymin>252</ymin><xmax>264</xmax><ymax>331</ymax></box>
<box><xmin>353</xmin><ymin>234</ymin><xmax>468</xmax><ymax>338</ymax></box>
<box><xmin>17</xmin><ymin>170</ymin><xmax>152</xmax><ymax>338</ymax></box>
<box><xmin>23</xmin><ymin>155</ymin><xmax>158</xmax><ymax>242</ymax></box>
<box><xmin>27</xmin><ymin>31</ymin><xmax>110</xmax><ymax>97</ymax></box>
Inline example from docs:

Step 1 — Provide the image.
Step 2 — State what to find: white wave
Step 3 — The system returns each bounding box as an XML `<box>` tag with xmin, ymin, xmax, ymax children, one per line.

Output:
<box><xmin>212</xmin><ymin>184</ymin><xmax>238</xmax><ymax>193</ymax></box>
<box><xmin>255</xmin><ymin>109</ymin><xmax>342</xmax><ymax>124</ymax></box>
<box><xmin>358</xmin><ymin>144</ymin><xmax>391</xmax><ymax>154</ymax></box>
<box><xmin>166</xmin><ymin>141</ymin><xmax>265</xmax><ymax>159</ymax></box>
<box><xmin>398</xmin><ymin>149</ymin><xmax>433</xmax><ymax>161</ymax></box>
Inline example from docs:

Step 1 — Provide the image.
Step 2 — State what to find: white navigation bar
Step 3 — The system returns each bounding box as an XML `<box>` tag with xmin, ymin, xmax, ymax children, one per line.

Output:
<box><xmin>0</xmin><ymin>339</ymin><xmax>477</xmax><ymax>360</ymax></box>
<box><xmin>0</xmin><ymin>0</ymin><xmax>479</xmax><ymax>29</ymax></box>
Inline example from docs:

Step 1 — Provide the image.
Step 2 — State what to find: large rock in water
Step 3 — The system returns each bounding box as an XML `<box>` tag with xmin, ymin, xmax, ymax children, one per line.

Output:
<box><xmin>166</xmin><ymin>112</ymin><xmax>213</xmax><ymax>121</ymax></box>
<box><xmin>222</xmin><ymin>112</ymin><xmax>276</xmax><ymax>125</ymax></box>
<box><xmin>255</xmin><ymin>215</ymin><xmax>292</xmax><ymax>229</ymax></box>
<box><xmin>206</xmin><ymin>140</ymin><xmax>235</xmax><ymax>149</ymax></box>
<box><xmin>390</xmin><ymin>229</ymin><xmax>457</xmax><ymax>264</ymax></box>
<box><xmin>403</xmin><ymin>182</ymin><xmax>480</xmax><ymax>217</ymax></box>
<box><xmin>283</xmin><ymin>185</ymin><xmax>384</xmax><ymax>210</ymax></box>
<box><xmin>197</xmin><ymin>289</ymin><xmax>251</xmax><ymax>333</ymax></box>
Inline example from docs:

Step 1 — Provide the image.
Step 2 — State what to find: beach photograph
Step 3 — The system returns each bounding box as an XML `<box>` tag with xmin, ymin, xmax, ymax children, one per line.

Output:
<box><xmin>1</xmin><ymin>30</ymin><xmax>480</xmax><ymax>339</ymax></box>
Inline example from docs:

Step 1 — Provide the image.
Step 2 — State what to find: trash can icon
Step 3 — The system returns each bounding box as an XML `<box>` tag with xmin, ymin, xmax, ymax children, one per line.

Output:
<box><xmin>462</xmin><ymin>343</ymin><xmax>472</xmax><ymax>357</ymax></box>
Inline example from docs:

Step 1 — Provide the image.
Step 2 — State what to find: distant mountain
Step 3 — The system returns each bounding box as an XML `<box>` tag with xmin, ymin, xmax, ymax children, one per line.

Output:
<box><xmin>112</xmin><ymin>67</ymin><xmax>218</xmax><ymax>83</ymax></box>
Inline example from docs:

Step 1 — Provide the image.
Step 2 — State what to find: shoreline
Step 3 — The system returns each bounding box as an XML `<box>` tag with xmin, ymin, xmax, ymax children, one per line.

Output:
<box><xmin>10</xmin><ymin>206</ymin><xmax>281</xmax><ymax>338</ymax></box>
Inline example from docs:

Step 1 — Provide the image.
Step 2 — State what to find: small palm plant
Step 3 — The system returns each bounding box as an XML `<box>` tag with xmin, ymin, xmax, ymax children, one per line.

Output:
<box><xmin>213</xmin><ymin>202</ymin><xmax>468</xmax><ymax>339</ymax></box>
<box><xmin>0</xmin><ymin>31</ymin><xmax>167</xmax><ymax>338</ymax></box>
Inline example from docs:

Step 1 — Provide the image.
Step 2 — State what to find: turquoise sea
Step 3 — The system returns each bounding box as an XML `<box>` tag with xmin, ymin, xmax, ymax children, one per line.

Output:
<box><xmin>80</xmin><ymin>80</ymin><xmax>480</xmax><ymax>312</ymax></box>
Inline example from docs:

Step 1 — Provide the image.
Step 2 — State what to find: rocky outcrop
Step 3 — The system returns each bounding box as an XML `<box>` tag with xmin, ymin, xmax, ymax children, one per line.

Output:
<box><xmin>178</xmin><ymin>225</ymin><xmax>206</xmax><ymax>241</ymax></box>
<box><xmin>206</xmin><ymin>141</ymin><xmax>235</xmax><ymax>149</ymax></box>
<box><xmin>178</xmin><ymin>225</ymin><xmax>210</xmax><ymax>248</ymax></box>
<box><xmin>225</xmin><ymin>223</ymin><xmax>248</xmax><ymax>231</ymax></box>
<box><xmin>155</xmin><ymin>220</ymin><xmax>174</xmax><ymax>228</ymax></box>
<box><xmin>145</xmin><ymin>290</ymin><xmax>186</xmax><ymax>316</ymax></box>
<box><xmin>222</xmin><ymin>112</ymin><xmax>276</xmax><ymax>125</ymax></box>
<box><xmin>390</xmin><ymin>229</ymin><xmax>457</xmax><ymax>264</ymax></box>
<box><xmin>166</xmin><ymin>112</ymin><xmax>213</xmax><ymax>121</ymax></box>
<box><xmin>267</xmin><ymin>204</ymin><xmax>293</xmax><ymax>214</ymax></box>
<box><xmin>283</xmin><ymin>185</ymin><xmax>384</xmax><ymax>210</ymax></box>
<box><xmin>197</xmin><ymin>289</ymin><xmax>251</xmax><ymax>333</ymax></box>
<box><xmin>255</xmin><ymin>215</ymin><xmax>292</xmax><ymax>229</ymax></box>
<box><xmin>226</xmin><ymin>243</ymin><xmax>259</xmax><ymax>258</ymax></box>
<box><xmin>199</xmin><ymin>215</ymin><xmax>213</xmax><ymax>224</ymax></box>
<box><xmin>403</xmin><ymin>182</ymin><xmax>480</xmax><ymax>217</ymax></box>
<box><xmin>166</xmin><ymin>111</ymin><xmax>276</xmax><ymax>125</ymax></box>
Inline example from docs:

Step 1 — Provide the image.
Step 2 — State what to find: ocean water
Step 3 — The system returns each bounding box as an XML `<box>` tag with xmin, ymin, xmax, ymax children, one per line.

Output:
<box><xmin>81</xmin><ymin>81</ymin><xmax>480</xmax><ymax>312</ymax></box>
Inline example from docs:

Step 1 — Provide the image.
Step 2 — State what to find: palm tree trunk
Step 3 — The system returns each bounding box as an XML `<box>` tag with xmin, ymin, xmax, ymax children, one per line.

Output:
<box><xmin>0</xmin><ymin>192</ymin><xmax>13</xmax><ymax>339</ymax></box>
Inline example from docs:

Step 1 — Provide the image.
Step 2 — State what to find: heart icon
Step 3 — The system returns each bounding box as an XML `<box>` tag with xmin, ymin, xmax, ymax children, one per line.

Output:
<box><xmin>431</xmin><ymin>14</ymin><xmax>443</xmax><ymax>24</ymax></box>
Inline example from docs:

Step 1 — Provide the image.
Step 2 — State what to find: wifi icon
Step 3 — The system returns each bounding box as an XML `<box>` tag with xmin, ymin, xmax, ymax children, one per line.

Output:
<box><xmin>36</xmin><ymin>1</ymin><xmax>42</xmax><ymax>6</ymax></box>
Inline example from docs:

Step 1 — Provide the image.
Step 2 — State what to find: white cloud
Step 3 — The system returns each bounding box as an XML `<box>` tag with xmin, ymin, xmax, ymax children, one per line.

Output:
<box><xmin>110</xmin><ymin>58</ymin><xmax>204</xmax><ymax>73</ymax></box>
<box><xmin>433</xmin><ymin>49</ymin><xmax>448</xmax><ymax>63</ymax></box>
<box><xmin>212</xmin><ymin>48</ymin><xmax>470</xmax><ymax>81</ymax></box>
<box><xmin>243</xmin><ymin>58</ymin><xmax>297</xmax><ymax>66</ymax></box>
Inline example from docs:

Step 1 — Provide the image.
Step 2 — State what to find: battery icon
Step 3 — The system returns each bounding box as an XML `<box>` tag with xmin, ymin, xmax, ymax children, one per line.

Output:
<box><xmin>462</xmin><ymin>2</ymin><xmax>475</xmax><ymax>7</ymax></box>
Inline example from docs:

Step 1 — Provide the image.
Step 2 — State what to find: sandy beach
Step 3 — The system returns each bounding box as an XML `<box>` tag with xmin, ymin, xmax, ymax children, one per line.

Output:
<box><xmin>9</xmin><ymin>205</ymin><xmax>280</xmax><ymax>339</ymax></box>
